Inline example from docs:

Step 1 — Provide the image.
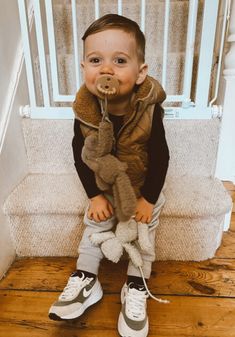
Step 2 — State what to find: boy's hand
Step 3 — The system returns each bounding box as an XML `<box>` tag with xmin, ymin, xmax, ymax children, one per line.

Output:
<box><xmin>88</xmin><ymin>194</ymin><xmax>114</xmax><ymax>223</ymax></box>
<box><xmin>135</xmin><ymin>197</ymin><xmax>154</xmax><ymax>224</ymax></box>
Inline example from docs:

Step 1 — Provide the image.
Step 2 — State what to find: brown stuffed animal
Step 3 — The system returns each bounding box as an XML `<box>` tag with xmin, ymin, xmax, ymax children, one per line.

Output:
<box><xmin>81</xmin><ymin>120</ymin><xmax>137</xmax><ymax>221</ymax></box>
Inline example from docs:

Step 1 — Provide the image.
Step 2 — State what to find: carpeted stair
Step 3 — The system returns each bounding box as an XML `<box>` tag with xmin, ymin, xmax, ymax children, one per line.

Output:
<box><xmin>3</xmin><ymin>0</ymin><xmax>232</xmax><ymax>260</ymax></box>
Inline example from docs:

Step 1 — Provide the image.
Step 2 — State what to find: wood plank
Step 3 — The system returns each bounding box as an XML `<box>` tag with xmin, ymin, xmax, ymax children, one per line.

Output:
<box><xmin>0</xmin><ymin>258</ymin><xmax>126</xmax><ymax>293</ymax></box>
<box><xmin>0</xmin><ymin>257</ymin><xmax>77</xmax><ymax>291</ymax></box>
<box><xmin>0</xmin><ymin>324</ymin><xmax>119</xmax><ymax>337</ymax></box>
<box><xmin>0</xmin><ymin>291</ymin><xmax>119</xmax><ymax>336</ymax></box>
<box><xmin>0</xmin><ymin>290</ymin><xmax>235</xmax><ymax>337</ymax></box>
<box><xmin>1</xmin><ymin>257</ymin><xmax>235</xmax><ymax>298</ymax></box>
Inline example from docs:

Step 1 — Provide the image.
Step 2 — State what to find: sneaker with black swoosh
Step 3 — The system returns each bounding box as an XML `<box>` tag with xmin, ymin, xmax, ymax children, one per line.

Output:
<box><xmin>48</xmin><ymin>271</ymin><xmax>103</xmax><ymax>320</ymax></box>
<box><xmin>118</xmin><ymin>283</ymin><xmax>149</xmax><ymax>337</ymax></box>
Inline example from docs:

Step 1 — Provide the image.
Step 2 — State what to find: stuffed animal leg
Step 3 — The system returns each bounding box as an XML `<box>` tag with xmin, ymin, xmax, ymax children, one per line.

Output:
<box><xmin>90</xmin><ymin>219</ymin><xmax>153</xmax><ymax>268</ymax></box>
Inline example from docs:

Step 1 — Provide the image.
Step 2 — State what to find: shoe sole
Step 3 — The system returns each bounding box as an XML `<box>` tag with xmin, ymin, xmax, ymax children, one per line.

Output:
<box><xmin>48</xmin><ymin>312</ymin><xmax>63</xmax><ymax>321</ymax></box>
<box><xmin>49</xmin><ymin>281</ymin><xmax>103</xmax><ymax>321</ymax></box>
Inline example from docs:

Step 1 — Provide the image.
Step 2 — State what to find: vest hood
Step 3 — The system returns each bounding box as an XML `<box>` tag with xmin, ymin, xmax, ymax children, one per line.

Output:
<box><xmin>73</xmin><ymin>76</ymin><xmax>166</xmax><ymax>127</ymax></box>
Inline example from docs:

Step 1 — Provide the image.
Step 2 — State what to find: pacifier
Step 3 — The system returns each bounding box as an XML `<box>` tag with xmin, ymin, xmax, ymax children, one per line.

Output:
<box><xmin>96</xmin><ymin>75</ymin><xmax>119</xmax><ymax>98</ymax></box>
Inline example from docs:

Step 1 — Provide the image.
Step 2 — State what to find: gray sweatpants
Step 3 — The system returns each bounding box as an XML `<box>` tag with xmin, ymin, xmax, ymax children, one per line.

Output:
<box><xmin>77</xmin><ymin>192</ymin><xmax>165</xmax><ymax>279</ymax></box>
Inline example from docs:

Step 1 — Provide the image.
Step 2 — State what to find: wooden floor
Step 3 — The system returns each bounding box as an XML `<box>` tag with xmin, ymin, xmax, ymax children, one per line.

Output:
<box><xmin>0</xmin><ymin>183</ymin><xmax>235</xmax><ymax>337</ymax></box>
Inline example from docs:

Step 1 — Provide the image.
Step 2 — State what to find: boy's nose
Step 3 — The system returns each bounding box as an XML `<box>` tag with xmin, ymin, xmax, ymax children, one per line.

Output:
<box><xmin>100</xmin><ymin>62</ymin><xmax>114</xmax><ymax>75</ymax></box>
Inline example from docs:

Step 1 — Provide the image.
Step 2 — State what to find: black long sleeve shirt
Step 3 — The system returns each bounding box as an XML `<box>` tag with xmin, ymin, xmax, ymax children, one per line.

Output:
<box><xmin>72</xmin><ymin>103</ymin><xmax>169</xmax><ymax>204</ymax></box>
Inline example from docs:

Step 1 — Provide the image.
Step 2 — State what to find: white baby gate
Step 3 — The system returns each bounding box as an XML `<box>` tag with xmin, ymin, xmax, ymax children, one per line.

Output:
<box><xmin>18</xmin><ymin>0</ymin><xmax>230</xmax><ymax>119</ymax></box>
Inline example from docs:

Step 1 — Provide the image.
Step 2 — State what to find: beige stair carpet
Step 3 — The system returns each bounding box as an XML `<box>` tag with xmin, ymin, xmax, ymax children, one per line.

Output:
<box><xmin>3</xmin><ymin>174</ymin><xmax>232</xmax><ymax>260</ymax></box>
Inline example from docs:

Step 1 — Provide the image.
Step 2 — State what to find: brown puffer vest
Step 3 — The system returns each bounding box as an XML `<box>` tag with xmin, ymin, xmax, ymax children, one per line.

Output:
<box><xmin>73</xmin><ymin>76</ymin><xmax>166</xmax><ymax>197</ymax></box>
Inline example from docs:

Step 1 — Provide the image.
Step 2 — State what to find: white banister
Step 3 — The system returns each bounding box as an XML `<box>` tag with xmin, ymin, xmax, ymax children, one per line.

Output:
<box><xmin>182</xmin><ymin>0</ymin><xmax>198</xmax><ymax>104</ymax></box>
<box><xmin>45</xmin><ymin>0</ymin><xmax>60</xmax><ymax>101</ymax></box>
<box><xmin>140</xmin><ymin>0</ymin><xmax>146</xmax><ymax>33</ymax></box>
<box><xmin>210</xmin><ymin>0</ymin><xmax>231</xmax><ymax>107</ymax></box>
<box><xmin>33</xmin><ymin>0</ymin><xmax>50</xmax><ymax>107</ymax></box>
<box><xmin>94</xmin><ymin>0</ymin><xmax>99</xmax><ymax>19</ymax></box>
<box><xmin>215</xmin><ymin>0</ymin><xmax>235</xmax><ymax>183</ymax></box>
<box><xmin>118</xmin><ymin>0</ymin><xmax>122</xmax><ymax>15</ymax></box>
<box><xmin>45</xmin><ymin>0</ymin><xmax>73</xmax><ymax>102</ymax></box>
<box><xmin>18</xmin><ymin>0</ymin><xmax>36</xmax><ymax>107</ymax></box>
<box><xmin>195</xmin><ymin>0</ymin><xmax>219</xmax><ymax>108</ymax></box>
<box><xmin>72</xmin><ymin>0</ymin><xmax>81</xmax><ymax>90</ymax></box>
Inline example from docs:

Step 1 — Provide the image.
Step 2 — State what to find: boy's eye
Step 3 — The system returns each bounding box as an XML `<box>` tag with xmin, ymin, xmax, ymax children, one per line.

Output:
<box><xmin>115</xmin><ymin>58</ymin><xmax>127</xmax><ymax>64</ymax></box>
<box><xmin>89</xmin><ymin>57</ymin><xmax>101</xmax><ymax>64</ymax></box>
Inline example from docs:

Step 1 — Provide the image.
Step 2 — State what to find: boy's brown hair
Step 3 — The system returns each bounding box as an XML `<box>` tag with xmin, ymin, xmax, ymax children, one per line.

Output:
<box><xmin>82</xmin><ymin>14</ymin><xmax>146</xmax><ymax>63</ymax></box>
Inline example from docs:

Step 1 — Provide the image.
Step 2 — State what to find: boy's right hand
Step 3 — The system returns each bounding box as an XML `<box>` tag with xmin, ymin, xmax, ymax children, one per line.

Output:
<box><xmin>87</xmin><ymin>194</ymin><xmax>114</xmax><ymax>222</ymax></box>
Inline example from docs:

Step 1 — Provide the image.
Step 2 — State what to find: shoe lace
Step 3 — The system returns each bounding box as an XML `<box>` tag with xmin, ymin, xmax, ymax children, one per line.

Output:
<box><xmin>139</xmin><ymin>266</ymin><xmax>170</xmax><ymax>304</ymax></box>
<box><xmin>59</xmin><ymin>273</ymin><xmax>93</xmax><ymax>301</ymax></box>
<box><xmin>126</xmin><ymin>287</ymin><xmax>148</xmax><ymax>320</ymax></box>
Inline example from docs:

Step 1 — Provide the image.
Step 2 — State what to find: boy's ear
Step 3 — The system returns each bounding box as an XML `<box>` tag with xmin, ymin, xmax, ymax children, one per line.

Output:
<box><xmin>136</xmin><ymin>63</ymin><xmax>148</xmax><ymax>85</ymax></box>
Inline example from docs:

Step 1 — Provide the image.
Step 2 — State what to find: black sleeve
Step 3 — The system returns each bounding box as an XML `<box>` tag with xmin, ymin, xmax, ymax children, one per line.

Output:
<box><xmin>140</xmin><ymin>104</ymin><xmax>170</xmax><ymax>204</ymax></box>
<box><xmin>72</xmin><ymin>118</ymin><xmax>102</xmax><ymax>198</ymax></box>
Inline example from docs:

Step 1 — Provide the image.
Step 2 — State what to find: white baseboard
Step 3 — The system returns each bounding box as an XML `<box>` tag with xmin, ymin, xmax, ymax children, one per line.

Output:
<box><xmin>223</xmin><ymin>209</ymin><xmax>232</xmax><ymax>231</ymax></box>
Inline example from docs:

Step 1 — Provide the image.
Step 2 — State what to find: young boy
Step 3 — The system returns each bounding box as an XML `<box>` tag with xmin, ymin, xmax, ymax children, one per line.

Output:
<box><xmin>49</xmin><ymin>14</ymin><xmax>169</xmax><ymax>337</ymax></box>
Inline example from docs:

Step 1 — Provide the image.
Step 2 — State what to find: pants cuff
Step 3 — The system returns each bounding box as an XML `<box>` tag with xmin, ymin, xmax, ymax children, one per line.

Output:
<box><xmin>127</xmin><ymin>260</ymin><xmax>152</xmax><ymax>279</ymax></box>
<box><xmin>76</xmin><ymin>253</ymin><xmax>101</xmax><ymax>275</ymax></box>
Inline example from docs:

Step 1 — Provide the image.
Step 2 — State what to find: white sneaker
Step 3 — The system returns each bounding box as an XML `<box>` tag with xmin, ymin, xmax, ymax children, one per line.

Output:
<box><xmin>118</xmin><ymin>283</ymin><xmax>149</xmax><ymax>337</ymax></box>
<box><xmin>49</xmin><ymin>271</ymin><xmax>103</xmax><ymax>320</ymax></box>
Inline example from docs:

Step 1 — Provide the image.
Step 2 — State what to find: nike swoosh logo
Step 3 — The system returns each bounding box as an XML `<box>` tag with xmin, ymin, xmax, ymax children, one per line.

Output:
<box><xmin>83</xmin><ymin>287</ymin><xmax>92</xmax><ymax>298</ymax></box>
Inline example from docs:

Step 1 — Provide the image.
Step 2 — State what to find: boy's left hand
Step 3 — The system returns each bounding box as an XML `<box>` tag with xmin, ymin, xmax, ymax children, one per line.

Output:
<box><xmin>134</xmin><ymin>196</ymin><xmax>154</xmax><ymax>224</ymax></box>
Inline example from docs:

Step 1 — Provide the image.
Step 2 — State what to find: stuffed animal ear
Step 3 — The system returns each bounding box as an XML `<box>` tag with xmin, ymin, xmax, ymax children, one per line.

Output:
<box><xmin>113</xmin><ymin>173</ymin><xmax>137</xmax><ymax>221</ymax></box>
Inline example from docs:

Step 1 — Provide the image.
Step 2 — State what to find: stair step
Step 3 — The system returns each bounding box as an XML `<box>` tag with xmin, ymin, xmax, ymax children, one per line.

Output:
<box><xmin>3</xmin><ymin>173</ymin><xmax>232</xmax><ymax>260</ymax></box>
<box><xmin>22</xmin><ymin>118</ymin><xmax>220</xmax><ymax>177</ymax></box>
<box><xmin>3</xmin><ymin>173</ymin><xmax>87</xmax><ymax>216</ymax></box>
<box><xmin>22</xmin><ymin>119</ymin><xmax>75</xmax><ymax>174</ymax></box>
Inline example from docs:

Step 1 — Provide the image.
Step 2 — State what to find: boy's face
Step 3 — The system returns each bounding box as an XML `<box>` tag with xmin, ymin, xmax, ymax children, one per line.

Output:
<box><xmin>81</xmin><ymin>29</ymin><xmax>147</xmax><ymax>102</ymax></box>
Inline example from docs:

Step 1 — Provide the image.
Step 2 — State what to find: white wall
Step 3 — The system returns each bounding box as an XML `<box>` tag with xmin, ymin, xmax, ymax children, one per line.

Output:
<box><xmin>0</xmin><ymin>0</ymin><xmax>29</xmax><ymax>278</ymax></box>
<box><xmin>0</xmin><ymin>1</ymin><xmax>21</xmax><ymax>121</ymax></box>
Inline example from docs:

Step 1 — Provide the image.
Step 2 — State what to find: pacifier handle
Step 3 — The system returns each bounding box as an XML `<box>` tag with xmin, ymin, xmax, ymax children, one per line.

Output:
<box><xmin>96</xmin><ymin>75</ymin><xmax>119</xmax><ymax>98</ymax></box>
